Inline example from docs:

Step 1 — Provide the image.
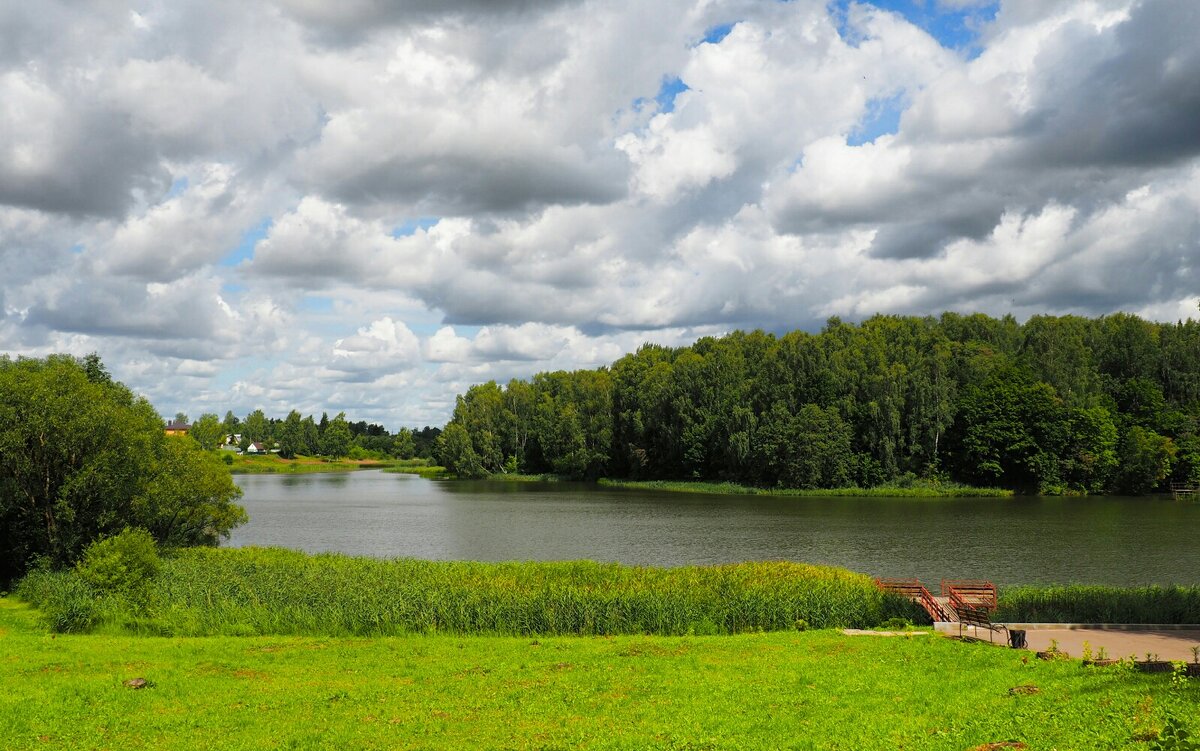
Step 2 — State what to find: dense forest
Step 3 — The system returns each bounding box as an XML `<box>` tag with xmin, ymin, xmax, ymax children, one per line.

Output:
<box><xmin>436</xmin><ymin>313</ymin><xmax>1200</xmax><ymax>495</ymax></box>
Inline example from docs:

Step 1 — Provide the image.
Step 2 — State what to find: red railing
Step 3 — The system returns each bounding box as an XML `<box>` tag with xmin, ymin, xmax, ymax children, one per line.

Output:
<box><xmin>941</xmin><ymin>579</ymin><xmax>998</xmax><ymax>615</ymax></box>
<box><xmin>876</xmin><ymin>578</ymin><xmax>951</xmax><ymax>622</ymax></box>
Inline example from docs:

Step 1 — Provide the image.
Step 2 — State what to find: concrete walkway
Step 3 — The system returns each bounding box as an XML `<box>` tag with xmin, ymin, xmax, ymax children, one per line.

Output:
<box><xmin>936</xmin><ymin>624</ymin><xmax>1200</xmax><ymax>661</ymax></box>
<box><xmin>1019</xmin><ymin>628</ymin><xmax>1200</xmax><ymax>662</ymax></box>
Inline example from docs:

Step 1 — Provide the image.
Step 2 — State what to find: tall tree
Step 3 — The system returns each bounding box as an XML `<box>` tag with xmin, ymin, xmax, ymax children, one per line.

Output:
<box><xmin>0</xmin><ymin>355</ymin><xmax>245</xmax><ymax>582</ymax></box>
<box><xmin>190</xmin><ymin>413</ymin><xmax>224</xmax><ymax>451</ymax></box>
<box><xmin>320</xmin><ymin>412</ymin><xmax>352</xmax><ymax>458</ymax></box>
<box><xmin>278</xmin><ymin>410</ymin><xmax>304</xmax><ymax>459</ymax></box>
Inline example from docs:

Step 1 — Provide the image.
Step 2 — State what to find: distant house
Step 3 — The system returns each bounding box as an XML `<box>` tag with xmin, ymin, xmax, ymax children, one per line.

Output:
<box><xmin>245</xmin><ymin>442</ymin><xmax>266</xmax><ymax>454</ymax></box>
<box><xmin>164</xmin><ymin>421</ymin><xmax>191</xmax><ymax>436</ymax></box>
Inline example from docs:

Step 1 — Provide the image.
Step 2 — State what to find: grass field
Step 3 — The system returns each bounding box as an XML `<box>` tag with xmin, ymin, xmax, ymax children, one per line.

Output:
<box><xmin>227</xmin><ymin>453</ymin><xmax>404</xmax><ymax>474</ymax></box>
<box><xmin>1</xmin><ymin>598</ymin><xmax>1195</xmax><ymax>750</ymax></box>
<box><xmin>597</xmin><ymin>478</ymin><xmax>1014</xmax><ymax>498</ymax></box>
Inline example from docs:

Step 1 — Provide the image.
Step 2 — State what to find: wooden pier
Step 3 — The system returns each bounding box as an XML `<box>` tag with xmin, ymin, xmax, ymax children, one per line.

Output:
<box><xmin>876</xmin><ymin>577</ymin><xmax>1008</xmax><ymax>643</ymax></box>
<box><xmin>1171</xmin><ymin>482</ymin><xmax>1197</xmax><ymax>500</ymax></box>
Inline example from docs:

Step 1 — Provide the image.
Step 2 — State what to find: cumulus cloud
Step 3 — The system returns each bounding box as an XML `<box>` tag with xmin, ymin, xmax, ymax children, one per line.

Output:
<box><xmin>2</xmin><ymin>0</ymin><xmax>1198</xmax><ymax>427</ymax></box>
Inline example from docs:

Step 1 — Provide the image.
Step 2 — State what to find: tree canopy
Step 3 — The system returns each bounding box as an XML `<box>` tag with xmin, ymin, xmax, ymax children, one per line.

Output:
<box><xmin>438</xmin><ymin>313</ymin><xmax>1200</xmax><ymax>494</ymax></box>
<box><xmin>0</xmin><ymin>355</ymin><xmax>246</xmax><ymax>582</ymax></box>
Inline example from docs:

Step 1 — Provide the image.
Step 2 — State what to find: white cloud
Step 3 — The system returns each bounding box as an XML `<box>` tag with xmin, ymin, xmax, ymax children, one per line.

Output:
<box><xmin>2</xmin><ymin>0</ymin><xmax>1198</xmax><ymax>427</ymax></box>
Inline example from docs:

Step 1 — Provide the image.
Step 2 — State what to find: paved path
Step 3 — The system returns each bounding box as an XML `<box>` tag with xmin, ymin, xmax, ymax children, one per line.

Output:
<box><xmin>1019</xmin><ymin>629</ymin><xmax>1200</xmax><ymax>662</ymax></box>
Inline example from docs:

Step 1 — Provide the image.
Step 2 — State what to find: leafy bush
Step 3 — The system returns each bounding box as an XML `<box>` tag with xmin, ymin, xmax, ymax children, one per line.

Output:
<box><xmin>75</xmin><ymin>528</ymin><xmax>160</xmax><ymax>593</ymax></box>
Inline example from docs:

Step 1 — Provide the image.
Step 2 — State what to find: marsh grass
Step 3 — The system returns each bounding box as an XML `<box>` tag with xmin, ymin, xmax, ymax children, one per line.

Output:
<box><xmin>997</xmin><ymin>585</ymin><xmax>1200</xmax><ymax>624</ymax></box>
<box><xmin>598</xmin><ymin>478</ymin><xmax>1013</xmax><ymax>498</ymax></box>
<box><xmin>227</xmin><ymin>454</ymin><xmax>404</xmax><ymax>474</ymax></box>
<box><xmin>16</xmin><ymin>549</ymin><xmax>920</xmax><ymax>637</ymax></box>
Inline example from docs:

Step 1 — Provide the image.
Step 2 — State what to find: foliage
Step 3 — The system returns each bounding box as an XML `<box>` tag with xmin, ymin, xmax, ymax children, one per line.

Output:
<box><xmin>0</xmin><ymin>354</ymin><xmax>245</xmax><ymax>583</ymax></box>
<box><xmin>1</xmin><ymin>597</ymin><xmax>1197</xmax><ymax>750</ymax></box>
<box><xmin>436</xmin><ymin>423</ymin><xmax>485</xmax><ymax>478</ymax></box>
<box><xmin>74</xmin><ymin>528</ymin><xmax>160</xmax><ymax>593</ymax></box>
<box><xmin>276</xmin><ymin>410</ymin><xmax>304</xmax><ymax>459</ymax></box>
<box><xmin>440</xmin><ymin>312</ymin><xmax>1200</xmax><ymax>492</ymax></box>
<box><xmin>188</xmin><ymin>413</ymin><xmax>224</xmax><ymax>451</ymax></box>
<box><xmin>1115</xmin><ymin>426</ymin><xmax>1177</xmax><ymax>495</ymax></box>
<box><xmin>996</xmin><ymin>585</ymin><xmax>1200</xmax><ymax>624</ymax></box>
<box><xmin>16</xmin><ymin>548</ymin><xmax>916</xmax><ymax>637</ymax></box>
<box><xmin>319</xmin><ymin>412</ymin><xmax>353</xmax><ymax>459</ymax></box>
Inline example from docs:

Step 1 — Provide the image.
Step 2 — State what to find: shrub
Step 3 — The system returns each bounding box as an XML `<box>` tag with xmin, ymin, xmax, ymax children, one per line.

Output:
<box><xmin>76</xmin><ymin>528</ymin><xmax>161</xmax><ymax>593</ymax></box>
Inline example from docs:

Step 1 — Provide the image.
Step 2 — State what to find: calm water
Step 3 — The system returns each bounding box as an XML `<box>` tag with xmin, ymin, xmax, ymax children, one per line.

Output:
<box><xmin>228</xmin><ymin>471</ymin><xmax>1200</xmax><ymax>586</ymax></box>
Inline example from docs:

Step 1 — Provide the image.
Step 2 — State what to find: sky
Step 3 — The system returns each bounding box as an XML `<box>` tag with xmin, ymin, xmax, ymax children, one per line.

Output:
<box><xmin>1</xmin><ymin>0</ymin><xmax>1198</xmax><ymax>428</ymax></box>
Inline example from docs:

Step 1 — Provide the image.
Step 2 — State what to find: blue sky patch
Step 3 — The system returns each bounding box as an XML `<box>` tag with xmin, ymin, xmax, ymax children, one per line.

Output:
<box><xmin>300</xmin><ymin>296</ymin><xmax>333</xmax><ymax>312</ymax></box>
<box><xmin>630</xmin><ymin>75</ymin><xmax>691</xmax><ymax>116</ymax></box>
<box><xmin>701</xmin><ymin>22</ymin><xmax>735</xmax><ymax>45</ymax></box>
<box><xmin>848</xmin><ymin>91</ymin><xmax>907</xmax><ymax>145</ymax></box>
<box><xmin>654</xmin><ymin>76</ymin><xmax>690</xmax><ymax>114</ymax></box>
<box><xmin>392</xmin><ymin>217</ymin><xmax>440</xmax><ymax>237</ymax></box>
<box><xmin>830</xmin><ymin>0</ymin><xmax>999</xmax><ymax>55</ymax></box>
<box><xmin>220</xmin><ymin>217</ymin><xmax>273</xmax><ymax>267</ymax></box>
<box><xmin>166</xmin><ymin>176</ymin><xmax>189</xmax><ymax>200</ymax></box>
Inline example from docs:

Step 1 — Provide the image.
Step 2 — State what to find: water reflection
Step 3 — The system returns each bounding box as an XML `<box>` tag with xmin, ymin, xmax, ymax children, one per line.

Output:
<box><xmin>228</xmin><ymin>471</ymin><xmax>1200</xmax><ymax>586</ymax></box>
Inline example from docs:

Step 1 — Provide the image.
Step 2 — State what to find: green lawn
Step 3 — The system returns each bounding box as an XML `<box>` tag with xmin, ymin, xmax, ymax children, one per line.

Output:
<box><xmin>1</xmin><ymin>598</ymin><xmax>1194</xmax><ymax>750</ymax></box>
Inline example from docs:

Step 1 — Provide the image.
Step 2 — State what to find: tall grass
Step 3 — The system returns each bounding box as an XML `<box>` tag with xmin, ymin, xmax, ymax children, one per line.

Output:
<box><xmin>16</xmin><ymin>548</ymin><xmax>918</xmax><ymax>637</ymax></box>
<box><xmin>997</xmin><ymin>585</ymin><xmax>1200</xmax><ymax>624</ymax></box>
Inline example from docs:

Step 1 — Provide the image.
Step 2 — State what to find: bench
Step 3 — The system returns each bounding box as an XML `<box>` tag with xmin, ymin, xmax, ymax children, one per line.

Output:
<box><xmin>942</xmin><ymin>580</ymin><xmax>1007</xmax><ymax>643</ymax></box>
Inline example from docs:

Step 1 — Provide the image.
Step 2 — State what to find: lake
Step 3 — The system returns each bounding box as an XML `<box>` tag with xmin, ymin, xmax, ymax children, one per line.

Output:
<box><xmin>228</xmin><ymin>471</ymin><xmax>1200</xmax><ymax>586</ymax></box>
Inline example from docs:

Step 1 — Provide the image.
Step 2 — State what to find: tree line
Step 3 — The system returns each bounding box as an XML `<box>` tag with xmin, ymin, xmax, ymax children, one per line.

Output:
<box><xmin>436</xmin><ymin>312</ymin><xmax>1200</xmax><ymax>495</ymax></box>
<box><xmin>178</xmin><ymin>408</ymin><xmax>441</xmax><ymax>461</ymax></box>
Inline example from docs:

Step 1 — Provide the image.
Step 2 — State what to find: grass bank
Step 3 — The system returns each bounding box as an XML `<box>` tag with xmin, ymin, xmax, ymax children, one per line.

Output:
<box><xmin>598</xmin><ymin>478</ymin><xmax>1013</xmax><ymax>498</ymax></box>
<box><xmin>997</xmin><ymin>585</ymin><xmax>1200</xmax><ymax>624</ymax></box>
<box><xmin>227</xmin><ymin>453</ymin><xmax>405</xmax><ymax>474</ymax></box>
<box><xmin>382</xmin><ymin>458</ymin><xmax>451</xmax><ymax>478</ymax></box>
<box><xmin>0</xmin><ymin>598</ymin><xmax>1195</xmax><ymax>750</ymax></box>
<box><xmin>15</xmin><ymin>549</ymin><xmax>920</xmax><ymax>637</ymax></box>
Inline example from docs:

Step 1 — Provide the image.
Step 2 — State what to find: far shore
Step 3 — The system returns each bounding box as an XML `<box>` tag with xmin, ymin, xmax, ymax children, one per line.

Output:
<box><xmin>382</xmin><ymin>465</ymin><xmax>1013</xmax><ymax>498</ymax></box>
<box><xmin>227</xmin><ymin>453</ymin><xmax>421</xmax><ymax>475</ymax></box>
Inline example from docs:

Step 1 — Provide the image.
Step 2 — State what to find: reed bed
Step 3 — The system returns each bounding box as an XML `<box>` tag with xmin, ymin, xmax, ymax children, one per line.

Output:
<box><xmin>16</xmin><ymin>548</ymin><xmax>917</xmax><ymax>637</ymax></box>
<box><xmin>996</xmin><ymin>585</ymin><xmax>1200</xmax><ymax>624</ymax></box>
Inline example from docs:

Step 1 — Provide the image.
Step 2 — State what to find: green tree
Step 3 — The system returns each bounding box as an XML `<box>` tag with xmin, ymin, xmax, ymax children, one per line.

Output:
<box><xmin>278</xmin><ymin>410</ymin><xmax>304</xmax><ymax>459</ymax></box>
<box><xmin>189</xmin><ymin>413</ymin><xmax>224</xmax><ymax>451</ymax></box>
<box><xmin>751</xmin><ymin>403</ymin><xmax>852</xmax><ymax>488</ymax></box>
<box><xmin>951</xmin><ymin>371</ymin><xmax>1068</xmax><ymax>492</ymax></box>
<box><xmin>1114</xmin><ymin>426</ymin><xmax>1176</xmax><ymax>495</ymax></box>
<box><xmin>301</xmin><ymin>415</ymin><xmax>320</xmax><ymax>455</ymax></box>
<box><xmin>320</xmin><ymin>412</ymin><xmax>352</xmax><ymax>459</ymax></box>
<box><xmin>436</xmin><ymin>423</ymin><xmax>485</xmax><ymax>478</ymax></box>
<box><xmin>173</xmin><ymin>411</ymin><xmax>189</xmax><ymax>425</ymax></box>
<box><xmin>135</xmin><ymin>437</ymin><xmax>247</xmax><ymax>547</ymax></box>
<box><xmin>243</xmin><ymin>409</ymin><xmax>269</xmax><ymax>443</ymax></box>
<box><xmin>0</xmin><ymin>355</ymin><xmax>246</xmax><ymax>582</ymax></box>
<box><xmin>392</xmin><ymin>428</ymin><xmax>416</xmax><ymax>459</ymax></box>
<box><xmin>1060</xmin><ymin>406</ymin><xmax>1119</xmax><ymax>494</ymax></box>
<box><xmin>221</xmin><ymin>410</ymin><xmax>240</xmax><ymax>437</ymax></box>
